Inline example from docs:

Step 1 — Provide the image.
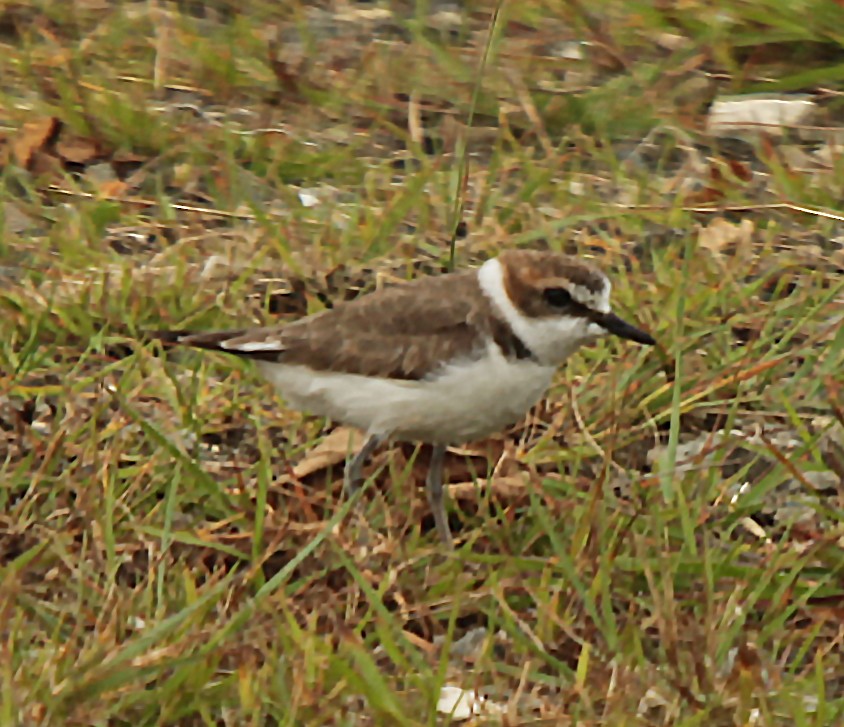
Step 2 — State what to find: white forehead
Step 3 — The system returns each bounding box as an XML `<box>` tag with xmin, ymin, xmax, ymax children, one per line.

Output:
<box><xmin>570</xmin><ymin>281</ymin><xmax>611</xmax><ymax>314</ymax></box>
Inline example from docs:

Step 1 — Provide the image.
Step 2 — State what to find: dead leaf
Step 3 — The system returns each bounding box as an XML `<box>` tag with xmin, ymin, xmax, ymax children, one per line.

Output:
<box><xmin>97</xmin><ymin>179</ymin><xmax>129</xmax><ymax>197</ymax></box>
<box><xmin>697</xmin><ymin>217</ymin><xmax>754</xmax><ymax>258</ymax></box>
<box><xmin>112</xmin><ymin>149</ymin><xmax>148</xmax><ymax>164</ymax></box>
<box><xmin>447</xmin><ymin>474</ymin><xmax>530</xmax><ymax>501</ymax></box>
<box><xmin>29</xmin><ymin>150</ymin><xmax>62</xmax><ymax>178</ymax></box>
<box><xmin>55</xmin><ymin>134</ymin><xmax>99</xmax><ymax>164</ymax></box>
<box><xmin>292</xmin><ymin>427</ymin><xmax>364</xmax><ymax>479</ymax></box>
<box><xmin>12</xmin><ymin>117</ymin><xmax>58</xmax><ymax>168</ymax></box>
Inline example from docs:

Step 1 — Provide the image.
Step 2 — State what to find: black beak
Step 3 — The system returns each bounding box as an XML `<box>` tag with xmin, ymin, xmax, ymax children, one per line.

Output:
<box><xmin>597</xmin><ymin>312</ymin><xmax>656</xmax><ymax>345</ymax></box>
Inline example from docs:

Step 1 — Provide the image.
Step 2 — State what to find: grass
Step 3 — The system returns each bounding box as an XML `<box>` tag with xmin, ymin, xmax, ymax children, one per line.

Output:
<box><xmin>2</xmin><ymin>0</ymin><xmax>844</xmax><ymax>724</ymax></box>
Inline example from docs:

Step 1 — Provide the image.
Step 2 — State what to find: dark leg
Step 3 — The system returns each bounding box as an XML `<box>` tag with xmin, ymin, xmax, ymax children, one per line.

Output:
<box><xmin>343</xmin><ymin>434</ymin><xmax>383</xmax><ymax>495</ymax></box>
<box><xmin>426</xmin><ymin>444</ymin><xmax>453</xmax><ymax>548</ymax></box>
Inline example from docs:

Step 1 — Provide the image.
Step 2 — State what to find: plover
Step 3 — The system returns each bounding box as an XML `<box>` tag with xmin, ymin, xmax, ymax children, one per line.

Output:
<box><xmin>157</xmin><ymin>250</ymin><xmax>655</xmax><ymax>546</ymax></box>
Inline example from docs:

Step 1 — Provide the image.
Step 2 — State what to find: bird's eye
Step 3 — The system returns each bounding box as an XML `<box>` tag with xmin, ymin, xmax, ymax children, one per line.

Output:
<box><xmin>543</xmin><ymin>287</ymin><xmax>572</xmax><ymax>307</ymax></box>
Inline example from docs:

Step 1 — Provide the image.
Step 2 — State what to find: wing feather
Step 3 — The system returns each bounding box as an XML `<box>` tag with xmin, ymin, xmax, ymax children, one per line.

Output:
<box><xmin>154</xmin><ymin>270</ymin><xmax>529</xmax><ymax>379</ymax></box>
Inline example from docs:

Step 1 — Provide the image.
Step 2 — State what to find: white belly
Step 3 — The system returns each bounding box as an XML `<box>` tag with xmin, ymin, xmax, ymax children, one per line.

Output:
<box><xmin>256</xmin><ymin>349</ymin><xmax>555</xmax><ymax>444</ymax></box>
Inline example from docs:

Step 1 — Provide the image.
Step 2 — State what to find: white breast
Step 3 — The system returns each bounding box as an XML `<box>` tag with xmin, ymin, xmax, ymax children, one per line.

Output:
<box><xmin>256</xmin><ymin>343</ymin><xmax>556</xmax><ymax>444</ymax></box>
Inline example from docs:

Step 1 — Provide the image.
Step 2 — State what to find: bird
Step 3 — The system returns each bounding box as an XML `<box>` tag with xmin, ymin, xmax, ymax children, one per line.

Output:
<box><xmin>155</xmin><ymin>249</ymin><xmax>656</xmax><ymax>547</ymax></box>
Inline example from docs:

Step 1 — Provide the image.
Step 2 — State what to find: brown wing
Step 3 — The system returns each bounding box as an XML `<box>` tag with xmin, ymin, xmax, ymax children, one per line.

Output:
<box><xmin>158</xmin><ymin>271</ymin><xmax>529</xmax><ymax>380</ymax></box>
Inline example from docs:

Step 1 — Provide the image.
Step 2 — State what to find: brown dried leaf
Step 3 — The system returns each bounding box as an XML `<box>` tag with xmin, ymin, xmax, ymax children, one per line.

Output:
<box><xmin>697</xmin><ymin>217</ymin><xmax>754</xmax><ymax>258</ymax></box>
<box><xmin>112</xmin><ymin>149</ymin><xmax>148</xmax><ymax>164</ymax></box>
<box><xmin>292</xmin><ymin>427</ymin><xmax>364</xmax><ymax>479</ymax></box>
<box><xmin>55</xmin><ymin>134</ymin><xmax>99</xmax><ymax>164</ymax></box>
<box><xmin>29</xmin><ymin>150</ymin><xmax>62</xmax><ymax>178</ymax></box>
<box><xmin>12</xmin><ymin>117</ymin><xmax>58</xmax><ymax>168</ymax></box>
<box><xmin>447</xmin><ymin>473</ymin><xmax>530</xmax><ymax>501</ymax></box>
<box><xmin>97</xmin><ymin>179</ymin><xmax>129</xmax><ymax>198</ymax></box>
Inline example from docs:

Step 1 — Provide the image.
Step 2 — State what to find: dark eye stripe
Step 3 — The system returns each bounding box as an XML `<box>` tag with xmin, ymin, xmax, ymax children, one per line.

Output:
<box><xmin>543</xmin><ymin>287</ymin><xmax>572</xmax><ymax>307</ymax></box>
